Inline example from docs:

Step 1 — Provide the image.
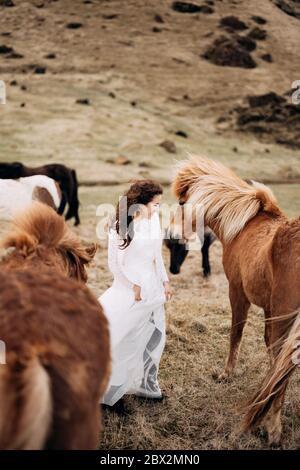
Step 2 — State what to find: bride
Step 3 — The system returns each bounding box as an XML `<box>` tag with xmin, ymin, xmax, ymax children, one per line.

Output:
<box><xmin>99</xmin><ymin>179</ymin><xmax>172</xmax><ymax>411</ymax></box>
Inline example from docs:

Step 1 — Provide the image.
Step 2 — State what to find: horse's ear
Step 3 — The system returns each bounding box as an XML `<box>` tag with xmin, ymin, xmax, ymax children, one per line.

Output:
<box><xmin>1</xmin><ymin>231</ymin><xmax>37</xmax><ymax>255</ymax></box>
<box><xmin>84</xmin><ymin>243</ymin><xmax>97</xmax><ymax>262</ymax></box>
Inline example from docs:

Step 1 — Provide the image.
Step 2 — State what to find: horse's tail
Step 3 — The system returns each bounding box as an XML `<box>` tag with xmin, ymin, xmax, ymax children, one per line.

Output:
<box><xmin>243</xmin><ymin>311</ymin><xmax>300</xmax><ymax>431</ymax></box>
<box><xmin>0</xmin><ymin>355</ymin><xmax>52</xmax><ymax>449</ymax></box>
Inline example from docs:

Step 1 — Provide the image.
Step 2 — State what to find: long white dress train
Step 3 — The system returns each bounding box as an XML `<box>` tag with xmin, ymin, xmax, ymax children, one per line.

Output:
<box><xmin>99</xmin><ymin>212</ymin><xmax>169</xmax><ymax>406</ymax></box>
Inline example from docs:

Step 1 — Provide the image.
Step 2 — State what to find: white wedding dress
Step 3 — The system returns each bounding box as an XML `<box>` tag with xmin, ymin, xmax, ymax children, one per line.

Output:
<box><xmin>99</xmin><ymin>212</ymin><xmax>169</xmax><ymax>406</ymax></box>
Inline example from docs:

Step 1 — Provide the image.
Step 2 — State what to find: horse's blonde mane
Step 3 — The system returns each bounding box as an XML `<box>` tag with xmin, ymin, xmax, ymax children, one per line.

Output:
<box><xmin>173</xmin><ymin>155</ymin><xmax>282</xmax><ymax>242</ymax></box>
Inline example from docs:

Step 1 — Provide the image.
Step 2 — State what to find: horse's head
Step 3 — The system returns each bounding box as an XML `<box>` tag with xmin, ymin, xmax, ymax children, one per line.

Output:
<box><xmin>1</xmin><ymin>202</ymin><xmax>96</xmax><ymax>282</ymax></box>
<box><xmin>164</xmin><ymin>236</ymin><xmax>188</xmax><ymax>275</ymax></box>
<box><xmin>0</xmin><ymin>162</ymin><xmax>24</xmax><ymax>179</ymax></box>
<box><xmin>167</xmin><ymin>196</ymin><xmax>198</xmax><ymax>243</ymax></box>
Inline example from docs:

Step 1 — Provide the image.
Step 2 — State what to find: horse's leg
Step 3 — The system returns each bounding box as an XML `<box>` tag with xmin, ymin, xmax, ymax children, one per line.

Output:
<box><xmin>201</xmin><ymin>234</ymin><xmax>211</xmax><ymax>277</ymax></box>
<box><xmin>46</xmin><ymin>407</ymin><xmax>100</xmax><ymax>450</ymax></box>
<box><xmin>218</xmin><ymin>284</ymin><xmax>250</xmax><ymax>380</ymax></box>
<box><xmin>261</xmin><ymin>380</ymin><xmax>289</xmax><ymax>446</ymax></box>
<box><xmin>57</xmin><ymin>190</ymin><xmax>67</xmax><ymax>215</ymax></box>
<box><xmin>65</xmin><ymin>170</ymin><xmax>80</xmax><ymax>226</ymax></box>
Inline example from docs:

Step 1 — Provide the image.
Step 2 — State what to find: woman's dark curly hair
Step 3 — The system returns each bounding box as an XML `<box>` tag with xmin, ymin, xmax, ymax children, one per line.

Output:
<box><xmin>114</xmin><ymin>179</ymin><xmax>163</xmax><ymax>249</ymax></box>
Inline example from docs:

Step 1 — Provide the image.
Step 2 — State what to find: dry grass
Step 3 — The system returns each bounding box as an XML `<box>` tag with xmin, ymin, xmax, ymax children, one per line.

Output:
<box><xmin>97</xmin><ymin>239</ymin><xmax>300</xmax><ymax>450</ymax></box>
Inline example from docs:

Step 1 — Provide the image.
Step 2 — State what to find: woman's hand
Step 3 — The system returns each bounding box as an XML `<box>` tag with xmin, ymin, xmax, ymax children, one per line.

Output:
<box><xmin>133</xmin><ymin>284</ymin><xmax>142</xmax><ymax>301</ymax></box>
<box><xmin>163</xmin><ymin>281</ymin><xmax>173</xmax><ymax>301</ymax></box>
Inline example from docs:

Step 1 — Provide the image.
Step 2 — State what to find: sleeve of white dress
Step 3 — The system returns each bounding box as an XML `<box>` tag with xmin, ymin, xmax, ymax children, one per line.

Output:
<box><xmin>153</xmin><ymin>213</ymin><xmax>169</xmax><ymax>284</ymax></box>
<box><xmin>107</xmin><ymin>229</ymin><xmax>135</xmax><ymax>289</ymax></box>
<box><xmin>157</xmin><ymin>243</ymin><xmax>169</xmax><ymax>283</ymax></box>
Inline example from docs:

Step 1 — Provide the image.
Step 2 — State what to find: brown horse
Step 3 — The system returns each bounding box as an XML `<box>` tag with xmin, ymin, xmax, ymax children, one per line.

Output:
<box><xmin>170</xmin><ymin>155</ymin><xmax>300</xmax><ymax>444</ymax></box>
<box><xmin>0</xmin><ymin>203</ymin><xmax>110</xmax><ymax>449</ymax></box>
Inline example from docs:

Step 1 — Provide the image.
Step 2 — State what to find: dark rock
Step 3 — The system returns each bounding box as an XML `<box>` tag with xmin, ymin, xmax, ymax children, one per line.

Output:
<box><xmin>130</xmin><ymin>101</ymin><xmax>137</xmax><ymax>107</ymax></box>
<box><xmin>0</xmin><ymin>45</ymin><xmax>13</xmax><ymax>54</ymax></box>
<box><xmin>154</xmin><ymin>14</ymin><xmax>164</xmax><ymax>23</ymax></box>
<box><xmin>106</xmin><ymin>156</ymin><xmax>131</xmax><ymax>166</ymax></box>
<box><xmin>248</xmin><ymin>27</ymin><xmax>267</xmax><ymax>40</ymax></box>
<box><xmin>203</xmin><ymin>36</ymin><xmax>256</xmax><ymax>69</ymax></box>
<box><xmin>45</xmin><ymin>53</ymin><xmax>56</xmax><ymax>59</ymax></box>
<box><xmin>108</xmin><ymin>92</ymin><xmax>116</xmax><ymax>98</ymax></box>
<box><xmin>261</xmin><ymin>53</ymin><xmax>273</xmax><ymax>63</ymax></box>
<box><xmin>219</xmin><ymin>16</ymin><xmax>248</xmax><ymax>31</ymax></box>
<box><xmin>272</xmin><ymin>0</ymin><xmax>300</xmax><ymax>20</ymax></box>
<box><xmin>196</xmin><ymin>5</ymin><xmax>214</xmax><ymax>14</ymax></box>
<box><xmin>219</xmin><ymin>91</ymin><xmax>300</xmax><ymax>148</ymax></box>
<box><xmin>160</xmin><ymin>140</ymin><xmax>177</xmax><ymax>153</ymax></box>
<box><xmin>175</xmin><ymin>130</ymin><xmax>188</xmax><ymax>138</ymax></box>
<box><xmin>172</xmin><ymin>2</ymin><xmax>202</xmax><ymax>13</ymax></box>
<box><xmin>7</xmin><ymin>52</ymin><xmax>24</xmax><ymax>59</ymax></box>
<box><xmin>10</xmin><ymin>80</ymin><xmax>17</xmax><ymax>86</ymax></box>
<box><xmin>248</xmin><ymin>92</ymin><xmax>285</xmax><ymax>108</ymax></box>
<box><xmin>76</xmin><ymin>98</ymin><xmax>90</xmax><ymax>105</ymax></box>
<box><xmin>20</xmin><ymin>103</ymin><xmax>26</xmax><ymax>107</ymax></box>
<box><xmin>138</xmin><ymin>161</ymin><xmax>155</xmax><ymax>168</ymax></box>
<box><xmin>102</xmin><ymin>14</ymin><xmax>118</xmax><ymax>19</ymax></box>
<box><xmin>0</xmin><ymin>0</ymin><xmax>15</xmax><ymax>6</ymax></box>
<box><xmin>21</xmin><ymin>85</ymin><xmax>27</xmax><ymax>91</ymax></box>
<box><xmin>66</xmin><ymin>22</ymin><xmax>83</xmax><ymax>29</ymax></box>
<box><xmin>152</xmin><ymin>27</ymin><xmax>162</xmax><ymax>32</ymax></box>
<box><xmin>1</xmin><ymin>32</ymin><xmax>11</xmax><ymax>36</ymax></box>
<box><xmin>251</xmin><ymin>15</ymin><xmax>267</xmax><ymax>24</ymax></box>
<box><xmin>235</xmin><ymin>35</ymin><xmax>256</xmax><ymax>52</ymax></box>
<box><xmin>34</xmin><ymin>66</ymin><xmax>46</xmax><ymax>74</ymax></box>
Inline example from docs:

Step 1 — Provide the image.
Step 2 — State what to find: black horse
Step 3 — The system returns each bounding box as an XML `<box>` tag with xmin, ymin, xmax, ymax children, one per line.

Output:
<box><xmin>0</xmin><ymin>162</ymin><xmax>80</xmax><ymax>225</ymax></box>
<box><xmin>165</xmin><ymin>228</ymin><xmax>216</xmax><ymax>277</ymax></box>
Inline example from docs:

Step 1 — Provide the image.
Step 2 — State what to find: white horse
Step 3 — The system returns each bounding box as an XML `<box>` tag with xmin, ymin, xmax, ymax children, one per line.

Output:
<box><xmin>0</xmin><ymin>175</ymin><xmax>61</xmax><ymax>220</ymax></box>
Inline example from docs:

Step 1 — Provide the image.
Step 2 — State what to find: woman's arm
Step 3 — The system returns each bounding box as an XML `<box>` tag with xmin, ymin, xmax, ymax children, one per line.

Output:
<box><xmin>157</xmin><ymin>246</ymin><xmax>169</xmax><ymax>283</ymax></box>
<box><xmin>107</xmin><ymin>230</ymin><xmax>135</xmax><ymax>289</ymax></box>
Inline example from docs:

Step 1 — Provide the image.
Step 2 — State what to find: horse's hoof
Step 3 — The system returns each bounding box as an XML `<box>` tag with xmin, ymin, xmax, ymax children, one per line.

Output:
<box><xmin>203</xmin><ymin>270</ymin><xmax>211</xmax><ymax>278</ymax></box>
<box><xmin>217</xmin><ymin>371</ymin><xmax>231</xmax><ymax>382</ymax></box>
<box><xmin>268</xmin><ymin>429</ymin><xmax>282</xmax><ymax>448</ymax></box>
